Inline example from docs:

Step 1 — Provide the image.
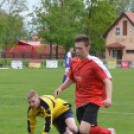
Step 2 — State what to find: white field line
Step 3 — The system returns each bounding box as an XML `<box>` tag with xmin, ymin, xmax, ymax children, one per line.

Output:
<box><xmin>1</xmin><ymin>95</ymin><xmax>131</xmax><ymax>105</ymax></box>
<box><xmin>1</xmin><ymin>95</ymin><xmax>133</xmax><ymax>107</ymax></box>
<box><xmin>0</xmin><ymin>95</ymin><xmax>24</xmax><ymax>98</ymax></box>
<box><xmin>0</xmin><ymin>105</ymin><xmax>134</xmax><ymax>115</ymax></box>
<box><xmin>0</xmin><ymin>105</ymin><xmax>25</xmax><ymax>108</ymax></box>
<box><xmin>1</xmin><ymin>95</ymin><xmax>134</xmax><ymax>115</ymax></box>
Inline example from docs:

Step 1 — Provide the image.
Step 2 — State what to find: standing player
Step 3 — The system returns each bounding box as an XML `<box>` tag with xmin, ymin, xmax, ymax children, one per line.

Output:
<box><xmin>26</xmin><ymin>90</ymin><xmax>81</xmax><ymax>134</ymax></box>
<box><xmin>55</xmin><ymin>35</ymin><xmax>115</xmax><ymax>134</ymax></box>
<box><xmin>62</xmin><ymin>47</ymin><xmax>74</xmax><ymax>83</ymax></box>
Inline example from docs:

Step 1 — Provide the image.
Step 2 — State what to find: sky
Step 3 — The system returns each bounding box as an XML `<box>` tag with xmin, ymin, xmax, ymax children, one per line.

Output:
<box><xmin>22</xmin><ymin>0</ymin><xmax>40</xmax><ymax>16</ymax></box>
<box><xmin>1</xmin><ymin>0</ymin><xmax>41</xmax><ymax>33</ymax></box>
<box><xmin>24</xmin><ymin>0</ymin><xmax>41</xmax><ymax>32</ymax></box>
<box><xmin>1</xmin><ymin>0</ymin><xmax>40</xmax><ymax>20</ymax></box>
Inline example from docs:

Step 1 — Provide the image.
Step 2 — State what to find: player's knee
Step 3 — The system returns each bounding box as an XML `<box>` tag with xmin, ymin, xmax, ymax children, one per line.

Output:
<box><xmin>64</xmin><ymin>131</ymin><xmax>72</xmax><ymax>134</ymax></box>
<box><xmin>79</xmin><ymin>126</ymin><xmax>89</xmax><ymax>134</ymax></box>
<box><xmin>64</xmin><ymin>127</ymin><xmax>73</xmax><ymax>134</ymax></box>
<box><xmin>68</xmin><ymin>126</ymin><xmax>77</xmax><ymax>133</ymax></box>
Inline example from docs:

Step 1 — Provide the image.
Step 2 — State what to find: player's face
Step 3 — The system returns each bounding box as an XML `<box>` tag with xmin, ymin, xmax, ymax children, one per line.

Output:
<box><xmin>75</xmin><ymin>42</ymin><xmax>90</xmax><ymax>61</ymax></box>
<box><xmin>27</xmin><ymin>96</ymin><xmax>40</xmax><ymax>109</ymax></box>
<box><xmin>70</xmin><ymin>48</ymin><xmax>74</xmax><ymax>53</ymax></box>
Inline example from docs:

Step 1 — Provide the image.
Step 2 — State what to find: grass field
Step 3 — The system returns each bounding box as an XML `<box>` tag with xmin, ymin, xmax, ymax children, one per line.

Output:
<box><xmin>0</xmin><ymin>68</ymin><xmax>134</xmax><ymax>134</ymax></box>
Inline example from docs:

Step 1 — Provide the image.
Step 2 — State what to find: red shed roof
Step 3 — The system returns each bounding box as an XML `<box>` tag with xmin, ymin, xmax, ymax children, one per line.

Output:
<box><xmin>104</xmin><ymin>42</ymin><xmax>126</xmax><ymax>49</ymax></box>
<box><xmin>6</xmin><ymin>45</ymin><xmax>37</xmax><ymax>53</ymax></box>
<box><xmin>103</xmin><ymin>12</ymin><xmax>134</xmax><ymax>38</ymax></box>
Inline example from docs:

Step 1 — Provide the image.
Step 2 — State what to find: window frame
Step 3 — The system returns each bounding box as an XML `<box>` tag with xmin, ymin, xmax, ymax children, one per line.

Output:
<box><xmin>123</xmin><ymin>20</ymin><xmax>127</xmax><ymax>36</ymax></box>
<box><xmin>112</xmin><ymin>50</ymin><xmax>117</xmax><ymax>58</ymax></box>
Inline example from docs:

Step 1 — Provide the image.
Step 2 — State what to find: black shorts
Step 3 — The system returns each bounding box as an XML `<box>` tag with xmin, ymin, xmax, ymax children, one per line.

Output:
<box><xmin>53</xmin><ymin>108</ymin><xmax>74</xmax><ymax>134</ymax></box>
<box><xmin>76</xmin><ymin>103</ymin><xmax>99</xmax><ymax>126</ymax></box>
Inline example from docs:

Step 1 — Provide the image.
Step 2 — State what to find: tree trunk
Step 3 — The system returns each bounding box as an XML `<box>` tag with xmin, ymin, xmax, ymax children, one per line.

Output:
<box><xmin>49</xmin><ymin>42</ymin><xmax>52</xmax><ymax>59</ymax></box>
<box><xmin>56</xmin><ymin>44</ymin><xmax>58</xmax><ymax>59</ymax></box>
<box><xmin>5</xmin><ymin>42</ymin><xmax>7</xmax><ymax>65</ymax></box>
<box><xmin>49</xmin><ymin>26</ymin><xmax>52</xmax><ymax>59</ymax></box>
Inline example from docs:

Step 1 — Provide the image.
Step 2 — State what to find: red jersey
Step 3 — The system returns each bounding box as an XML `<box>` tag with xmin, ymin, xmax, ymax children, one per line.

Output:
<box><xmin>69</xmin><ymin>55</ymin><xmax>112</xmax><ymax>107</ymax></box>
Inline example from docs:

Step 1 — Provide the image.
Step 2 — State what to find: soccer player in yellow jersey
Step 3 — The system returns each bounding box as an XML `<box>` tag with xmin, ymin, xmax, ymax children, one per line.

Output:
<box><xmin>26</xmin><ymin>90</ymin><xmax>81</xmax><ymax>134</ymax></box>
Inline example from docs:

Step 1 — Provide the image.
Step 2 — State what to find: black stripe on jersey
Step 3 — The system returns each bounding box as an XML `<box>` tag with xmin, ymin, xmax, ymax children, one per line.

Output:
<box><xmin>27</xmin><ymin>106</ymin><xmax>31</xmax><ymax>114</ymax></box>
<box><xmin>63</xmin><ymin>103</ymin><xmax>71</xmax><ymax>107</ymax></box>
<box><xmin>27</xmin><ymin>120</ymin><xmax>31</xmax><ymax>133</ymax></box>
<box><xmin>27</xmin><ymin>106</ymin><xmax>31</xmax><ymax>117</ymax></box>
<box><xmin>46</xmin><ymin>110</ymin><xmax>51</xmax><ymax>114</ymax></box>
<box><xmin>44</xmin><ymin>117</ymin><xmax>51</xmax><ymax>132</ymax></box>
<box><xmin>43</xmin><ymin>96</ymin><xmax>55</xmax><ymax>108</ymax></box>
<box><xmin>40</xmin><ymin>99</ymin><xmax>50</xmax><ymax>109</ymax></box>
<box><xmin>36</xmin><ymin>112</ymin><xmax>44</xmax><ymax>116</ymax></box>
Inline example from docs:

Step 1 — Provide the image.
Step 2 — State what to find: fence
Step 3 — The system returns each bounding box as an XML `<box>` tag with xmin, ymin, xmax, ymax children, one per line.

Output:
<box><xmin>0</xmin><ymin>58</ymin><xmax>134</xmax><ymax>69</ymax></box>
<box><xmin>0</xmin><ymin>59</ymin><xmax>64</xmax><ymax>69</ymax></box>
<box><xmin>1</xmin><ymin>52</ymin><xmax>65</xmax><ymax>59</ymax></box>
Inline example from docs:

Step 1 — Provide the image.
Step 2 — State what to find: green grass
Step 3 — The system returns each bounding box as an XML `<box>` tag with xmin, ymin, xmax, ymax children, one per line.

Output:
<box><xmin>0</xmin><ymin>68</ymin><xmax>134</xmax><ymax>134</ymax></box>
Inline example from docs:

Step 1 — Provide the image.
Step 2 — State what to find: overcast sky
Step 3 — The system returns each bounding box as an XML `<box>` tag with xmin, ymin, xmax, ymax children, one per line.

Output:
<box><xmin>1</xmin><ymin>0</ymin><xmax>40</xmax><ymax>33</ymax></box>
<box><xmin>1</xmin><ymin>0</ymin><xmax>40</xmax><ymax>19</ymax></box>
<box><xmin>21</xmin><ymin>0</ymin><xmax>40</xmax><ymax>18</ymax></box>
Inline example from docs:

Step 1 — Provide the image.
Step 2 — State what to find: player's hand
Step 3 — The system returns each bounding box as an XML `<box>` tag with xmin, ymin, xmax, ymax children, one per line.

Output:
<box><xmin>102</xmin><ymin>99</ymin><xmax>112</xmax><ymax>108</ymax></box>
<box><xmin>54</xmin><ymin>88</ymin><xmax>62</xmax><ymax>99</ymax></box>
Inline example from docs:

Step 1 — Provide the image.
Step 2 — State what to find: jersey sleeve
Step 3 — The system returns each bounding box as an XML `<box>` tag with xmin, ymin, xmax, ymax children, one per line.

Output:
<box><xmin>92</xmin><ymin>61</ymin><xmax>109</xmax><ymax>81</ymax></box>
<box><xmin>67</xmin><ymin>52</ymin><xmax>71</xmax><ymax>58</ymax></box>
<box><xmin>27</xmin><ymin>108</ymin><xmax>37</xmax><ymax>134</ymax></box>
<box><xmin>40</xmin><ymin>99</ymin><xmax>52</xmax><ymax>134</ymax></box>
<box><xmin>43</xmin><ymin>109</ymin><xmax>52</xmax><ymax>134</ymax></box>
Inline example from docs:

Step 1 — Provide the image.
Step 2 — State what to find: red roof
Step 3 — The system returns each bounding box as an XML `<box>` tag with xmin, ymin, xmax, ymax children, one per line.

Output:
<box><xmin>6</xmin><ymin>45</ymin><xmax>37</xmax><ymax>53</ymax></box>
<box><xmin>104</xmin><ymin>42</ymin><xmax>126</xmax><ymax>49</ymax></box>
<box><xmin>5</xmin><ymin>40</ymin><xmax>64</xmax><ymax>54</ymax></box>
<box><xmin>103</xmin><ymin>12</ymin><xmax>134</xmax><ymax>38</ymax></box>
<box><xmin>35</xmin><ymin>45</ymin><xmax>64</xmax><ymax>54</ymax></box>
<box><xmin>19</xmin><ymin>40</ymin><xmax>41</xmax><ymax>47</ymax></box>
<box><xmin>124</xmin><ymin>12</ymin><xmax>134</xmax><ymax>23</ymax></box>
<box><xmin>18</xmin><ymin>40</ymin><xmax>64</xmax><ymax>54</ymax></box>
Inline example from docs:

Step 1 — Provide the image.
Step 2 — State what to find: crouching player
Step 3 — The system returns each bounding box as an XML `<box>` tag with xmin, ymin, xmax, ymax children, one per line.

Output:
<box><xmin>26</xmin><ymin>90</ymin><xmax>81</xmax><ymax>134</ymax></box>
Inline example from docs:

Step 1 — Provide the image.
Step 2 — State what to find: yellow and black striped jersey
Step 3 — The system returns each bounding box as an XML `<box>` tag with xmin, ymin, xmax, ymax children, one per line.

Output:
<box><xmin>27</xmin><ymin>95</ymin><xmax>70</xmax><ymax>134</ymax></box>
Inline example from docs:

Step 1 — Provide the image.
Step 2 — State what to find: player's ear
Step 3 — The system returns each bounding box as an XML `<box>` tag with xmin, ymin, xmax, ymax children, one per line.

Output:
<box><xmin>87</xmin><ymin>45</ymin><xmax>90</xmax><ymax>50</ymax></box>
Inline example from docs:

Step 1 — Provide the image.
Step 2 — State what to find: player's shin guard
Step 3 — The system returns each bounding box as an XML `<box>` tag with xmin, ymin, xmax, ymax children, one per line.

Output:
<box><xmin>62</xmin><ymin>75</ymin><xmax>67</xmax><ymax>83</ymax></box>
<box><xmin>89</xmin><ymin>126</ymin><xmax>111</xmax><ymax>134</ymax></box>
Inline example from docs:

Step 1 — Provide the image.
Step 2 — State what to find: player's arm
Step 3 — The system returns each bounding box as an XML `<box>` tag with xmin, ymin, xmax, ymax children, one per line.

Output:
<box><xmin>54</xmin><ymin>77</ymin><xmax>73</xmax><ymax>99</ymax></box>
<box><xmin>102</xmin><ymin>78</ymin><xmax>112</xmax><ymax>108</ymax></box>
<box><xmin>68</xmin><ymin>52</ymin><xmax>72</xmax><ymax>60</ymax></box>
<box><xmin>55</xmin><ymin>59</ymin><xmax>74</xmax><ymax>99</ymax></box>
<box><xmin>69</xmin><ymin>56</ymin><xmax>72</xmax><ymax>60</ymax></box>
<box><xmin>43</xmin><ymin>108</ymin><xmax>52</xmax><ymax>134</ymax></box>
<box><xmin>93</xmin><ymin>61</ymin><xmax>112</xmax><ymax>108</ymax></box>
<box><xmin>27</xmin><ymin>110</ymin><xmax>37</xmax><ymax>134</ymax></box>
<box><xmin>40</xmin><ymin>99</ymin><xmax>53</xmax><ymax>134</ymax></box>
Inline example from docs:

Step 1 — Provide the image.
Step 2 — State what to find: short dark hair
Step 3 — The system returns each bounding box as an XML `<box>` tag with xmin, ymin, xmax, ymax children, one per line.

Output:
<box><xmin>74</xmin><ymin>34</ymin><xmax>90</xmax><ymax>47</ymax></box>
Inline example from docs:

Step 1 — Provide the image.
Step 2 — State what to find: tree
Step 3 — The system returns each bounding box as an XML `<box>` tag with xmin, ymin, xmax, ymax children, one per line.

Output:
<box><xmin>0</xmin><ymin>0</ymin><xmax>28</xmax><ymax>63</ymax></box>
<box><xmin>0</xmin><ymin>0</ymin><xmax>6</xmax><ymax>8</ymax></box>
<box><xmin>0</xmin><ymin>9</ymin><xmax>8</xmax><ymax>57</ymax></box>
<box><xmin>114</xmin><ymin>0</ymin><xmax>134</xmax><ymax>15</ymax></box>
<box><xmin>81</xmin><ymin>0</ymin><xmax>118</xmax><ymax>57</ymax></box>
<box><xmin>29</xmin><ymin>0</ymin><xmax>84</xmax><ymax>59</ymax></box>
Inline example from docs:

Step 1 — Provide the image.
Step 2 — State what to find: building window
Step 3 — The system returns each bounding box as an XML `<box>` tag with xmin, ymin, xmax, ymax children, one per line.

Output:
<box><xmin>112</xmin><ymin>50</ymin><xmax>117</xmax><ymax>57</ymax></box>
<box><xmin>126</xmin><ymin>50</ymin><xmax>134</xmax><ymax>54</ymax></box>
<box><xmin>123</xmin><ymin>21</ymin><xmax>127</xmax><ymax>36</ymax></box>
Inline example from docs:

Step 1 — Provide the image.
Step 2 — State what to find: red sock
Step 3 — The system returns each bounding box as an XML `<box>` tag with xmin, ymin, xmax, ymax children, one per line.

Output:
<box><xmin>89</xmin><ymin>126</ymin><xmax>111</xmax><ymax>134</ymax></box>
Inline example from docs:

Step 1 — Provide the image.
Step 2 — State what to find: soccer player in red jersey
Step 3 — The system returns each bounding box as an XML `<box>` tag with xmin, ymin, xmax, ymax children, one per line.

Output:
<box><xmin>54</xmin><ymin>35</ymin><xmax>115</xmax><ymax>134</ymax></box>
